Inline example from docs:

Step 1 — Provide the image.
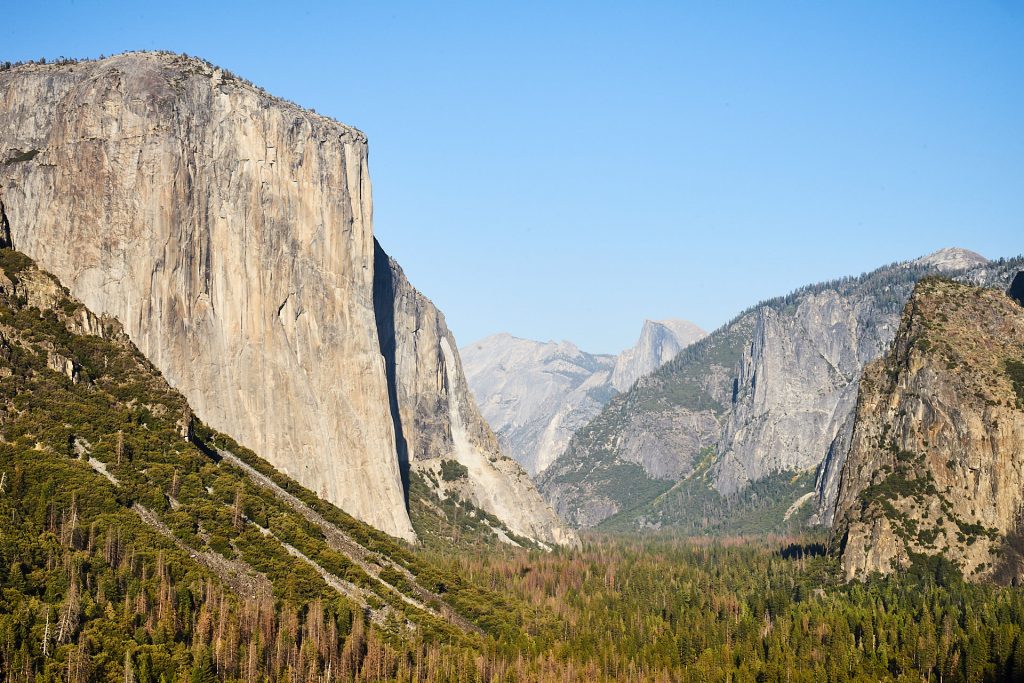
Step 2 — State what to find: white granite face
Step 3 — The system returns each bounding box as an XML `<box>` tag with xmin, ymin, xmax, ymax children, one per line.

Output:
<box><xmin>0</xmin><ymin>52</ymin><xmax>575</xmax><ymax>547</ymax></box>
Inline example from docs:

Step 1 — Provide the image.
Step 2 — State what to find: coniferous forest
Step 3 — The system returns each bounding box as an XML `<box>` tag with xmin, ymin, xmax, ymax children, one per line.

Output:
<box><xmin>1</xmin><ymin>251</ymin><xmax>1023</xmax><ymax>682</ymax></box>
<box><xmin>7</xmin><ymin>502</ymin><xmax>1024</xmax><ymax>683</ymax></box>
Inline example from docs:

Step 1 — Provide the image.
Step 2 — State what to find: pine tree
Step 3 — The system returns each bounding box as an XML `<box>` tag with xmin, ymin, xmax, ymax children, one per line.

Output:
<box><xmin>1009</xmin><ymin>635</ymin><xmax>1024</xmax><ymax>681</ymax></box>
<box><xmin>189</xmin><ymin>647</ymin><xmax>216</xmax><ymax>683</ymax></box>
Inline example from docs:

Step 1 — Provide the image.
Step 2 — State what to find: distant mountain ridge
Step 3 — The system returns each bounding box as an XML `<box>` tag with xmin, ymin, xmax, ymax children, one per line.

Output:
<box><xmin>537</xmin><ymin>248</ymin><xmax>1023</xmax><ymax>532</ymax></box>
<box><xmin>462</xmin><ymin>319</ymin><xmax>705</xmax><ymax>476</ymax></box>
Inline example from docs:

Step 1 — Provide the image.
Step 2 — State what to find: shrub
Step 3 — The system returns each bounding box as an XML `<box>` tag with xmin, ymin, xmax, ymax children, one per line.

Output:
<box><xmin>439</xmin><ymin>459</ymin><xmax>469</xmax><ymax>482</ymax></box>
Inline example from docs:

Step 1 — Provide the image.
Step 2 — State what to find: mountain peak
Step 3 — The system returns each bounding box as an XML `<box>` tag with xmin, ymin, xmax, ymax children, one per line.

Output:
<box><xmin>611</xmin><ymin>318</ymin><xmax>706</xmax><ymax>392</ymax></box>
<box><xmin>641</xmin><ymin>318</ymin><xmax>706</xmax><ymax>340</ymax></box>
<box><xmin>914</xmin><ymin>247</ymin><xmax>988</xmax><ymax>272</ymax></box>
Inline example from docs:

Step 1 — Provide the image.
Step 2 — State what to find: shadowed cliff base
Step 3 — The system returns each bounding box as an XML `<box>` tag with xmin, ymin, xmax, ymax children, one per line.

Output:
<box><xmin>1008</xmin><ymin>270</ymin><xmax>1024</xmax><ymax>307</ymax></box>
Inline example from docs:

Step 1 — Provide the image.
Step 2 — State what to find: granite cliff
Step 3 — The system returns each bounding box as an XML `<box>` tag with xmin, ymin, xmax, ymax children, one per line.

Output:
<box><xmin>462</xmin><ymin>319</ymin><xmax>704</xmax><ymax>476</ymax></box>
<box><xmin>539</xmin><ymin>250</ymin><xmax>1021</xmax><ymax>531</ymax></box>
<box><xmin>375</xmin><ymin>245</ymin><xmax>574</xmax><ymax>547</ymax></box>
<box><xmin>0</xmin><ymin>52</ymin><xmax>571</xmax><ymax>546</ymax></box>
<box><xmin>831</xmin><ymin>277</ymin><xmax>1024</xmax><ymax>582</ymax></box>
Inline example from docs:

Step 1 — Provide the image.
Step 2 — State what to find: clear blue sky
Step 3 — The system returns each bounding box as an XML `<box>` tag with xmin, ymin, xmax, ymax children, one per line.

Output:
<box><xmin>4</xmin><ymin>2</ymin><xmax>1022</xmax><ymax>353</ymax></box>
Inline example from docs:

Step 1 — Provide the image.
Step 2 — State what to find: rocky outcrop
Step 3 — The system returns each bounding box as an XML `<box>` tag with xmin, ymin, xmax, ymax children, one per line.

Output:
<box><xmin>912</xmin><ymin>247</ymin><xmax>988</xmax><ymax>272</ymax></box>
<box><xmin>831</xmin><ymin>278</ymin><xmax>1024</xmax><ymax>582</ymax></box>
<box><xmin>0</xmin><ymin>52</ymin><xmax>572</xmax><ymax>546</ymax></box>
<box><xmin>374</xmin><ymin>244</ymin><xmax>576</xmax><ymax>547</ymax></box>
<box><xmin>462</xmin><ymin>319</ymin><xmax>703</xmax><ymax>476</ymax></box>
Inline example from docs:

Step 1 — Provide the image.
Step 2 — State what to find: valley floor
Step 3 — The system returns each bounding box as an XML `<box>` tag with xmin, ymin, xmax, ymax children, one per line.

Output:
<box><xmin>424</xmin><ymin>532</ymin><xmax>1024</xmax><ymax>682</ymax></box>
<box><xmin>5</xmin><ymin>489</ymin><xmax>1024</xmax><ymax>683</ymax></box>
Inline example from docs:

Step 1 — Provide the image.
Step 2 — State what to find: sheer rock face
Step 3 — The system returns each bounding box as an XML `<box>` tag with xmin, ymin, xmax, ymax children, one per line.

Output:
<box><xmin>0</xmin><ymin>53</ymin><xmax>414</xmax><ymax>540</ymax></box>
<box><xmin>462</xmin><ymin>320</ymin><xmax>704</xmax><ymax>477</ymax></box>
<box><xmin>714</xmin><ymin>290</ymin><xmax>901</xmax><ymax>495</ymax></box>
<box><xmin>618</xmin><ymin>407</ymin><xmax>721</xmax><ymax>480</ymax></box>
<box><xmin>831</xmin><ymin>279</ymin><xmax>1024</xmax><ymax>582</ymax></box>
<box><xmin>374</xmin><ymin>245</ymin><xmax>576</xmax><ymax>547</ymax></box>
<box><xmin>0</xmin><ymin>53</ymin><xmax>573</xmax><ymax>546</ymax></box>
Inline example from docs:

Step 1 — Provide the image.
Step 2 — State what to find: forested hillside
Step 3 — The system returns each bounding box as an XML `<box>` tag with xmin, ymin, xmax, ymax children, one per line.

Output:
<box><xmin>3</xmin><ymin>248</ymin><xmax>1024</xmax><ymax>682</ymax></box>
<box><xmin>0</xmin><ymin>249</ymin><xmax>549</xmax><ymax>681</ymax></box>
